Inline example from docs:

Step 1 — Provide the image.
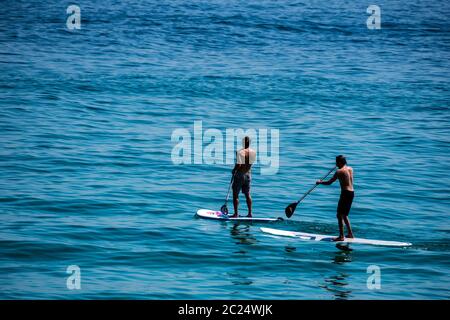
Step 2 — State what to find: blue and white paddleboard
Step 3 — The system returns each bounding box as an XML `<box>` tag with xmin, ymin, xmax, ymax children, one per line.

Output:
<box><xmin>196</xmin><ymin>209</ymin><xmax>282</xmax><ymax>222</ymax></box>
<box><xmin>260</xmin><ymin>227</ymin><xmax>412</xmax><ymax>247</ymax></box>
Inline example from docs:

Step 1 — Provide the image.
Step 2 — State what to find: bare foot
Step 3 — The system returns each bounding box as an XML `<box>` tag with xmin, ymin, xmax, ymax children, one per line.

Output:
<box><xmin>230</xmin><ymin>214</ymin><xmax>238</xmax><ymax>218</ymax></box>
<box><xmin>346</xmin><ymin>233</ymin><xmax>354</xmax><ymax>238</ymax></box>
<box><xmin>333</xmin><ymin>236</ymin><xmax>345</xmax><ymax>242</ymax></box>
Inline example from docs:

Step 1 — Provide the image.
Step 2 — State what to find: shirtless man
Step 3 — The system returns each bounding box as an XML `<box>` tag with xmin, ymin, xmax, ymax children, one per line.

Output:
<box><xmin>316</xmin><ymin>155</ymin><xmax>354</xmax><ymax>241</ymax></box>
<box><xmin>231</xmin><ymin>136</ymin><xmax>256</xmax><ymax>218</ymax></box>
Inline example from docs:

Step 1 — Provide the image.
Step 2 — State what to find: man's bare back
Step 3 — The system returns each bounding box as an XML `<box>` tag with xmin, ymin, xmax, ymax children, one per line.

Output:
<box><xmin>336</xmin><ymin>166</ymin><xmax>353</xmax><ymax>192</ymax></box>
<box><xmin>236</xmin><ymin>148</ymin><xmax>256</xmax><ymax>174</ymax></box>
<box><xmin>317</xmin><ymin>165</ymin><xmax>353</xmax><ymax>191</ymax></box>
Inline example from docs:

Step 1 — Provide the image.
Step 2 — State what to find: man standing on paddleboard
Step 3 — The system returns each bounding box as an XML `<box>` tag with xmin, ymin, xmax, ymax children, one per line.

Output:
<box><xmin>231</xmin><ymin>136</ymin><xmax>256</xmax><ymax>218</ymax></box>
<box><xmin>316</xmin><ymin>155</ymin><xmax>354</xmax><ymax>241</ymax></box>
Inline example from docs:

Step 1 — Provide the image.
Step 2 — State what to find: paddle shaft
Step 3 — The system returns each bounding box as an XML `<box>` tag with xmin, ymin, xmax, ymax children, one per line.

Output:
<box><xmin>295</xmin><ymin>166</ymin><xmax>336</xmax><ymax>204</ymax></box>
<box><xmin>224</xmin><ymin>171</ymin><xmax>236</xmax><ymax>203</ymax></box>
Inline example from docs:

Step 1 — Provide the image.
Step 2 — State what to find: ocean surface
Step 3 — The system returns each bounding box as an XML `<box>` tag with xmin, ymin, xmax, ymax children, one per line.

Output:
<box><xmin>1</xmin><ymin>0</ymin><xmax>449</xmax><ymax>299</ymax></box>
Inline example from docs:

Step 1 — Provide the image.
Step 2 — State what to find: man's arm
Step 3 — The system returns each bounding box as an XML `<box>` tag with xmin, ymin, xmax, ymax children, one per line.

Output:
<box><xmin>316</xmin><ymin>172</ymin><xmax>338</xmax><ymax>185</ymax></box>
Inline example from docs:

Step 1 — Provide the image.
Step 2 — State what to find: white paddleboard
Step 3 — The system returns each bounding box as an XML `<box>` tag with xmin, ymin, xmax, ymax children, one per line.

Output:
<box><xmin>196</xmin><ymin>209</ymin><xmax>282</xmax><ymax>222</ymax></box>
<box><xmin>260</xmin><ymin>227</ymin><xmax>412</xmax><ymax>247</ymax></box>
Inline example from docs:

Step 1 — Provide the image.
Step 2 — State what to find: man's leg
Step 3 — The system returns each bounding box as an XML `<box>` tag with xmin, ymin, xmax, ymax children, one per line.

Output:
<box><xmin>343</xmin><ymin>216</ymin><xmax>354</xmax><ymax>238</ymax></box>
<box><xmin>231</xmin><ymin>191</ymin><xmax>239</xmax><ymax>218</ymax></box>
<box><xmin>244</xmin><ymin>193</ymin><xmax>252</xmax><ymax>217</ymax></box>
<box><xmin>231</xmin><ymin>174</ymin><xmax>242</xmax><ymax>218</ymax></box>
<box><xmin>242</xmin><ymin>174</ymin><xmax>251</xmax><ymax>217</ymax></box>
<box><xmin>343</xmin><ymin>191</ymin><xmax>354</xmax><ymax>238</ymax></box>
<box><xmin>334</xmin><ymin>194</ymin><xmax>346</xmax><ymax>241</ymax></box>
<box><xmin>334</xmin><ymin>213</ymin><xmax>345</xmax><ymax>241</ymax></box>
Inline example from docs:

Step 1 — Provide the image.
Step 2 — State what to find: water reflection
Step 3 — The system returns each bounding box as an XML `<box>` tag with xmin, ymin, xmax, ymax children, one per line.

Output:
<box><xmin>320</xmin><ymin>273</ymin><xmax>352</xmax><ymax>300</ymax></box>
<box><xmin>333</xmin><ymin>245</ymin><xmax>353</xmax><ymax>264</ymax></box>
<box><xmin>319</xmin><ymin>248</ymin><xmax>354</xmax><ymax>299</ymax></box>
<box><xmin>229</xmin><ymin>223</ymin><xmax>257</xmax><ymax>246</ymax></box>
<box><xmin>224</xmin><ymin>224</ymin><xmax>256</xmax><ymax>289</ymax></box>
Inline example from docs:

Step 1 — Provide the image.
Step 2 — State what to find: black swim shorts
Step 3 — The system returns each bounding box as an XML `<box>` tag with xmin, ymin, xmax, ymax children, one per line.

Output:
<box><xmin>337</xmin><ymin>190</ymin><xmax>354</xmax><ymax>216</ymax></box>
<box><xmin>232</xmin><ymin>172</ymin><xmax>251</xmax><ymax>195</ymax></box>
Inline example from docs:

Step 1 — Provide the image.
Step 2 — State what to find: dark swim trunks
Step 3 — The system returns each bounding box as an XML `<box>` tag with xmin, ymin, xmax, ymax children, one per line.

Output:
<box><xmin>232</xmin><ymin>172</ymin><xmax>251</xmax><ymax>195</ymax></box>
<box><xmin>337</xmin><ymin>190</ymin><xmax>354</xmax><ymax>216</ymax></box>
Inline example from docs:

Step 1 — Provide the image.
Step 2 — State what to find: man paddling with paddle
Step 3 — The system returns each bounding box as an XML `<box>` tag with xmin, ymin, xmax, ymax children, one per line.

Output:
<box><xmin>230</xmin><ymin>136</ymin><xmax>256</xmax><ymax>218</ymax></box>
<box><xmin>316</xmin><ymin>155</ymin><xmax>354</xmax><ymax>241</ymax></box>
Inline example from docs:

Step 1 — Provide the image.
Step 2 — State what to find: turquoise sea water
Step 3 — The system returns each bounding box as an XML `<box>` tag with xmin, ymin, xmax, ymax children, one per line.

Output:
<box><xmin>1</xmin><ymin>0</ymin><xmax>449</xmax><ymax>299</ymax></box>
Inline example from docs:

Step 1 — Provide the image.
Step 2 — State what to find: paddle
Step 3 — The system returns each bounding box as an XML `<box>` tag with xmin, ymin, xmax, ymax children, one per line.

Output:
<box><xmin>220</xmin><ymin>171</ymin><xmax>236</xmax><ymax>215</ymax></box>
<box><xmin>285</xmin><ymin>166</ymin><xmax>336</xmax><ymax>218</ymax></box>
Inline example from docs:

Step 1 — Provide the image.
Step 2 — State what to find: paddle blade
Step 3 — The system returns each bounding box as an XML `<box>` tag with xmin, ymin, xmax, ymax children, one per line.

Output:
<box><xmin>220</xmin><ymin>204</ymin><xmax>229</xmax><ymax>215</ymax></box>
<box><xmin>285</xmin><ymin>202</ymin><xmax>298</xmax><ymax>218</ymax></box>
